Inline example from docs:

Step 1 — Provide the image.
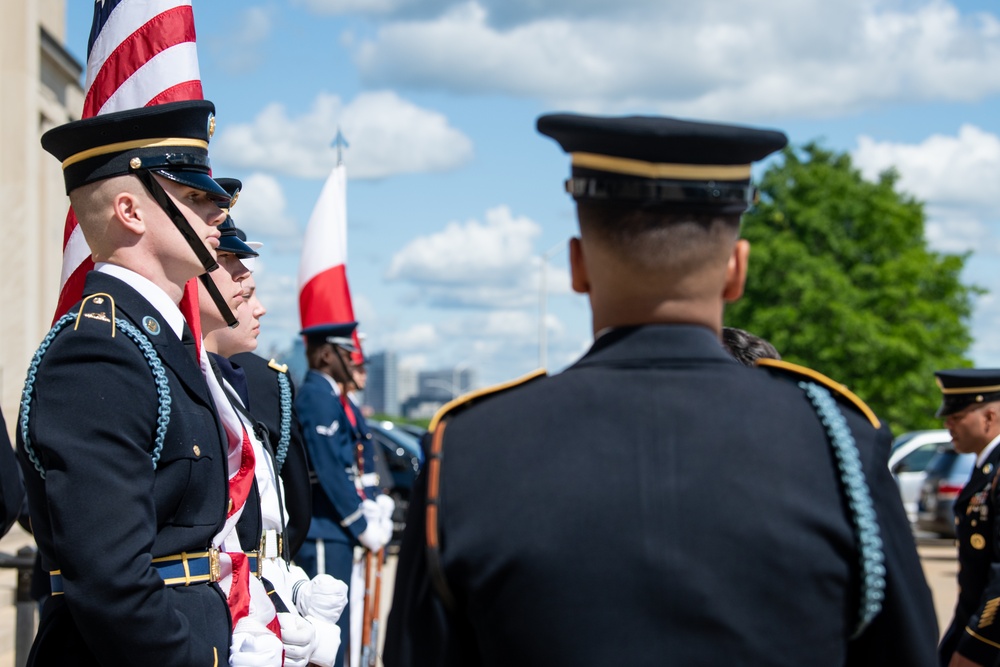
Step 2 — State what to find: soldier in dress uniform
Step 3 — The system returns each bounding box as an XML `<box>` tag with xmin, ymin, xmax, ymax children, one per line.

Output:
<box><xmin>935</xmin><ymin>369</ymin><xmax>1000</xmax><ymax>667</ymax></box>
<box><xmin>295</xmin><ymin>322</ymin><xmax>395</xmax><ymax>666</ymax></box>
<box><xmin>383</xmin><ymin>113</ymin><xmax>938</xmax><ymax>667</ymax></box>
<box><xmin>18</xmin><ymin>100</ymin><xmax>273</xmax><ymax>666</ymax></box>
<box><xmin>203</xmin><ymin>210</ymin><xmax>349</xmax><ymax>667</ymax></box>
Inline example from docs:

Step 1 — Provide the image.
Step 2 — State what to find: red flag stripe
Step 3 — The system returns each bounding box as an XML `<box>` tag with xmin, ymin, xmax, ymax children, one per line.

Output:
<box><xmin>298</xmin><ymin>264</ymin><xmax>357</xmax><ymax>330</ymax></box>
<box><xmin>83</xmin><ymin>5</ymin><xmax>197</xmax><ymax>117</ymax></box>
<box><xmin>146</xmin><ymin>80</ymin><xmax>204</xmax><ymax>107</ymax></box>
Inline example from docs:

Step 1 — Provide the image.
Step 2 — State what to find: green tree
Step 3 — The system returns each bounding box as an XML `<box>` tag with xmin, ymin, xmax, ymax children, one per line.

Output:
<box><xmin>726</xmin><ymin>143</ymin><xmax>981</xmax><ymax>435</ymax></box>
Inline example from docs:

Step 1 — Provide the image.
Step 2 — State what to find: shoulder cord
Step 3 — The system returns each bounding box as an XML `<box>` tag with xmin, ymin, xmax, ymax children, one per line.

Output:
<box><xmin>20</xmin><ymin>315</ymin><xmax>172</xmax><ymax>479</ymax></box>
<box><xmin>275</xmin><ymin>370</ymin><xmax>292</xmax><ymax>473</ymax></box>
<box><xmin>799</xmin><ymin>381</ymin><xmax>886</xmax><ymax>638</ymax></box>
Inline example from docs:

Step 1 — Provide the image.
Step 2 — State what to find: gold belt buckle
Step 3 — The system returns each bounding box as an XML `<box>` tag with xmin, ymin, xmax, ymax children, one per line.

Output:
<box><xmin>208</xmin><ymin>547</ymin><xmax>220</xmax><ymax>583</ymax></box>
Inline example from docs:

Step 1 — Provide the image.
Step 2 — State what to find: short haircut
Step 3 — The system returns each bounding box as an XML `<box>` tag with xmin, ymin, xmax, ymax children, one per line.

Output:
<box><xmin>576</xmin><ymin>201</ymin><xmax>741</xmax><ymax>274</ymax></box>
<box><xmin>722</xmin><ymin>327</ymin><xmax>781</xmax><ymax>366</ymax></box>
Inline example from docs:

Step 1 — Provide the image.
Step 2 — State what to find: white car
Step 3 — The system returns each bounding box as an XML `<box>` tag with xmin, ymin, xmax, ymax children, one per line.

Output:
<box><xmin>889</xmin><ymin>429</ymin><xmax>952</xmax><ymax>522</ymax></box>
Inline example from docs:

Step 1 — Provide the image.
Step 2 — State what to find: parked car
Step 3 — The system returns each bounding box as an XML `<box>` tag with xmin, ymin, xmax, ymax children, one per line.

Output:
<box><xmin>916</xmin><ymin>447</ymin><xmax>977</xmax><ymax>537</ymax></box>
<box><xmin>889</xmin><ymin>430</ymin><xmax>952</xmax><ymax>522</ymax></box>
<box><xmin>367</xmin><ymin>420</ymin><xmax>424</xmax><ymax>546</ymax></box>
<box><xmin>392</xmin><ymin>422</ymin><xmax>429</xmax><ymax>443</ymax></box>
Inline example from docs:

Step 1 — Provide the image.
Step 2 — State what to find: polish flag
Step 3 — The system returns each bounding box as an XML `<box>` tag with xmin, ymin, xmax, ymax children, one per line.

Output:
<box><xmin>298</xmin><ymin>162</ymin><xmax>364</xmax><ymax>361</ymax></box>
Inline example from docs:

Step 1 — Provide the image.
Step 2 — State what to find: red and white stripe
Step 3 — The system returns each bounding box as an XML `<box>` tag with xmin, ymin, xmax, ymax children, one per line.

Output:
<box><xmin>298</xmin><ymin>163</ymin><xmax>365</xmax><ymax>359</ymax></box>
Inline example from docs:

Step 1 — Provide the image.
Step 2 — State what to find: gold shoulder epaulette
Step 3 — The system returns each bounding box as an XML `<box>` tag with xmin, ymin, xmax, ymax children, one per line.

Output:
<box><xmin>268</xmin><ymin>359</ymin><xmax>288</xmax><ymax>373</ymax></box>
<box><xmin>755</xmin><ymin>358</ymin><xmax>880</xmax><ymax>429</ymax></box>
<box><xmin>73</xmin><ymin>293</ymin><xmax>117</xmax><ymax>336</ymax></box>
<box><xmin>428</xmin><ymin>368</ymin><xmax>547</xmax><ymax>432</ymax></box>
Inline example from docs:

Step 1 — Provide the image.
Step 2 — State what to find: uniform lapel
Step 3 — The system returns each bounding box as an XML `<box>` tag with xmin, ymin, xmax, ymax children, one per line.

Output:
<box><xmin>83</xmin><ymin>272</ymin><xmax>214</xmax><ymax>410</ymax></box>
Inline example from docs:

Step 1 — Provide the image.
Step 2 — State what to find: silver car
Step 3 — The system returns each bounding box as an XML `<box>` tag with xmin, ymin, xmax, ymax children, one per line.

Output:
<box><xmin>889</xmin><ymin>429</ymin><xmax>952</xmax><ymax>523</ymax></box>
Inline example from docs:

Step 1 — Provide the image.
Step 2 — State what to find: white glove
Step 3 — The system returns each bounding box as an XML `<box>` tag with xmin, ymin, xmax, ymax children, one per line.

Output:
<box><xmin>376</xmin><ymin>494</ymin><xmax>395</xmax><ymax>523</ymax></box>
<box><xmin>230</xmin><ymin>617</ymin><xmax>284</xmax><ymax>667</ymax></box>
<box><xmin>302</xmin><ymin>615</ymin><xmax>342</xmax><ymax>667</ymax></box>
<box><xmin>293</xmin><ymin>573</ymin><xmax>349</xmax><ymax>624</ymax></box>
<box><xmin>358</xmin><ymin>499</ymin><xmax>390</xmax><ymax>551</ymax></box>
<box><xmin>277</xmin><ymin>612</ymin><xmax>317</xmax><ymax>667</ymax></box>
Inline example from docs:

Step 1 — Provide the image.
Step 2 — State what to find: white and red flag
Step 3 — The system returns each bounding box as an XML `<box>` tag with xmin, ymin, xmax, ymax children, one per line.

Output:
<box><xmin>55</xmin><ymin>0</ymin><xmax>206</xmax><ymax>348</ymax></box>
<box><xmin>298</xmin><ymin>158</ymin><xmax>365</xmax><ymax>361</ymax></box>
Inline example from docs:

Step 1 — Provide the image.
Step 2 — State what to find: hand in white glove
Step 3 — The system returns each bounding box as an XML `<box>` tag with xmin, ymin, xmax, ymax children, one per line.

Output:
<box><xmin>376</xmin><ymin>493</ymin><xmax>396</xmax><ymax>521</ymax></box>
<box><xmin>293</xmin><ymin>573</ymin><xmax>349</xmax><ymax>624</ymax></box>
<box><xmin>230</xmin><ymin>617</ymin><xmax>284</xmax><ymax>667</ymax></box>
<box><xmin>376</xmin><ymin>494</ymin><xmax>396</xmax><ymax>545</ymax></box>
<box><xmin>358</xmin><ymin>498</ymin><xmax>390</xmax><ymax>551</ymax></box>
<box><xmin>277</xmin><ymin>612</ymin><xmax>317</xmax><ymax>667</ymax></box>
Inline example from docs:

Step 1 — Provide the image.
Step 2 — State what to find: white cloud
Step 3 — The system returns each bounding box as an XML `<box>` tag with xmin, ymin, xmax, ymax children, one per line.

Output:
<box><xmin>851</xmin><ymin>125</ymin><xmax>1000</xmax><ymax>255</ymax></box>
<box><xmin>853</xmin><ymin>125</ymin><xmax>1000</xmax><ymax>213</ymax></box>
<box><xmin>230</xmin><ymin>173</ymin><xmax>298</xmax><ymax>240</ymax></box>
<box><xmin>351</xmin><ymin>0</ymin><xmax>1000</xmax><ymax>118</ymax></box>
<box><xmin>213</xmin><ymin>91</ymin><xmax>473</xmax><ymax>179</ymax></box>
<box><xmin>380</xmin><ymin>323</ymin><xmax>440</xmax><ymax>351</ymax></box>
<box><xmin>386</xmin><ymin>205</ymin><xmax>571</xmax><ymax>307</ymax></box>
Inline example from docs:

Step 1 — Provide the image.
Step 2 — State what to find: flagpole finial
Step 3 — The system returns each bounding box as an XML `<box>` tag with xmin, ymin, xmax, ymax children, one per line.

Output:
<box><xmin>332</xmin><ymin>128</ymin><xmax>349</xmax><ymax>166</ymax></box>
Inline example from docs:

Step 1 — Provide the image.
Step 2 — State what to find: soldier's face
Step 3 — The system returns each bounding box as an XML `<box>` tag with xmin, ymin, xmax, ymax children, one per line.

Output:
<box><xmin>198</xmin><ymin>252</ymin><xmax>249</xmax><ymax>334</ymax></box>
<box><xmin>152</xmin><ymin>175</ymin><xmax>227</xmax><ymax>270</ymax></box>
<box><xmin>945</xmin><ymin>403</ymin><xmax>996</xmax><ymax>454</ymax></box>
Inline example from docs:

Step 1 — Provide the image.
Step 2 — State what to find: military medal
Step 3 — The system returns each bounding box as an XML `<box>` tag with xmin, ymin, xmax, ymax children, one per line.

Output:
<box><xmin>972</xmin><ymin>534</ymin><xmax>987</xmax><ymax>550</ymax></box>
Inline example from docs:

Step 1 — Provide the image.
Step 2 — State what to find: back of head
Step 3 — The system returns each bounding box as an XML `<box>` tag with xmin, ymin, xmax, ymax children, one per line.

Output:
<box><xmin>536</xmin><ymin>113</ymin><xmax>787</xmax><ymax>326</ymax></box>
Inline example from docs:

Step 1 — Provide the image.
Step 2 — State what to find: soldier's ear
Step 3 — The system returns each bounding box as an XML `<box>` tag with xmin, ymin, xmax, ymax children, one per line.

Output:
<box><xmin>112</xmin><ymin>191</ymin><xmax>145</xmax><ymax>236</ymax></box>
<box><xmin>722</xmin><ymin>239</ymin><xmax>750</xmax><ymax>302</ymax></box>
<box><xmin>569</xmin><ymin>237</ymin><xmax>590</xmax><ymax>294</ymax></box>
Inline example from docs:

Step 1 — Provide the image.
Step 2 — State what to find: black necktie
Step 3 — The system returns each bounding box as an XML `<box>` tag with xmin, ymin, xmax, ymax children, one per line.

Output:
<box><xmin>181</xmin><ymin>326</ymin><xmax>199</xmax><ymax>364</ymax></box>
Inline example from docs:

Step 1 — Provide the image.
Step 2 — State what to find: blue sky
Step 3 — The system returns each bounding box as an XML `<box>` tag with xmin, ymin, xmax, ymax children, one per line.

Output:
<box><xmin>64</xmin><ymin>0</ymin><xmax>1000</xmax><ymax>393</ymax></box>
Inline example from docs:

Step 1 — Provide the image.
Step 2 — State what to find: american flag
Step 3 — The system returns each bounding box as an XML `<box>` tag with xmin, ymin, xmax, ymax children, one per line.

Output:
<box><xmin>55</xmin><ymin>0</ymin><xmax>206</xmax><ymax>343</ymax></box>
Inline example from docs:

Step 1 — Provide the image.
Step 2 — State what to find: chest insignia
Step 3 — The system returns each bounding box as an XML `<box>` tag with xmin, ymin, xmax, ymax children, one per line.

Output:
<box><xmin>142</xmin><ymin>316</ymin><xmax>161</xmax><ymax>336</ymax></box>
<box><xmin>972</xmin><ymin>534</ymin><xmax>987</xmax><ymax>550</ymax></box>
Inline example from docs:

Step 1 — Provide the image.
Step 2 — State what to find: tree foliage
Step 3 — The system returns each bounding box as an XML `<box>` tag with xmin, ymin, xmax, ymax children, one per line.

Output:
<box><xmin>726</xmin><ymin>143</ymin><xmax>981</xmax><ymax>435</ymax></box>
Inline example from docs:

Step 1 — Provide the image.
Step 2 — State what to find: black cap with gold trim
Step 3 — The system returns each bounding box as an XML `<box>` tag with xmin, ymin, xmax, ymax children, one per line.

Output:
<box><xmin>213</xmin><ymin>178</ymin><xmax>258</xmax><ymax>259</ymax></box>
<box><xmin>40</xmin><ymin>99</ymin><xmax>230</xmax><ymax>203</ymax></box>
<box><xmin>536</xmin><ymin>113</ymin><xmax>787</xmax><ymax>214</ymax></box>
<box><xmin>934</xmin><ymin>369</ymin><xmax>1000</xmax><ymax>417</ymax></box>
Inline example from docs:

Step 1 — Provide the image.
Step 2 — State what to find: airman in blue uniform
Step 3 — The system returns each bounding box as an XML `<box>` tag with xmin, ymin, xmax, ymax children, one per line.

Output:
<box><xmin>295</xmin><ymin>322</ymin><xmax>393</xmax><ymax>666</ymax></box>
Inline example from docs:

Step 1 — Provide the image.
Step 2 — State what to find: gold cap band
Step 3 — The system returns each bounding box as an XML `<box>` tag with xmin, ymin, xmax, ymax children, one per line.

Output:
<box><xmin>571</xmin><ymin>152</ymin><xmax>752</xmax><ymax>181</ymax></box>
<box><xmin>61</xmin><ymin>137</ymin><xmax>209</xmax><ymax>170</ymax></box>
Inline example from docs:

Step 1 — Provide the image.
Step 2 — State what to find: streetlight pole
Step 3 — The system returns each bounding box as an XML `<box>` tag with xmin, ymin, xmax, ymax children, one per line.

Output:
<box><xmin>539</xmin><ymin>241</ymin><xmax>564</xmax><ymax>369</ymax></box>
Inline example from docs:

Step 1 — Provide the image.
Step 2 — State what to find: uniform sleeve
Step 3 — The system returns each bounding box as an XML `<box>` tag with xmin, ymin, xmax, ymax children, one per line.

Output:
<box><xmin>845</xmin><ymin>420</ymin><xmax>939</xmax><ymax>667</ymax></box>
<box><xmin>383</xmin><ymin>429</ymin><xmax>479</xmax><ymax>667</ymax></box>
<box><xmin>0</xmin><ymin>408</ymin><xmax>24</xmax><ymax>538</ymax></box>
<box><xmin>953</xmin><ymin>483</ymin><xmax>1000</xmax><ymax>664</ymax></box>
<box><xmin>294</xmin><ymin>386</ymin><xmax>367</xmax><ymax>539</ymax></box>
<box><xmin>22</xmin><ymin>327</ymin><xmax>228</xmax><ymax>666</ymax></box>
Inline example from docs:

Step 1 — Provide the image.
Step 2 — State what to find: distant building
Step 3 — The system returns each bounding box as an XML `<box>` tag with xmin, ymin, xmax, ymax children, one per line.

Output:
<box><xmin>399</xmin><ymin>367</ymin><xmax>478</xmax><ymax>419</ymax></box>
<box><xmin>366</xmin><ymin>351</ymin><xmax>399</xmax><ymax>416</ymax></box>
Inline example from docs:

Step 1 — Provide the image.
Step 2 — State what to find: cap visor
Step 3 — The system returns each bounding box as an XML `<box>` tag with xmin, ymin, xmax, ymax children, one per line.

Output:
<box><xmin>154</xmin><ymin>169</ymin><xmax>233</xmax><ymax>204</ymax></box>
<box><xmin>217</xmin><ymin>236</ymin><xmax>260</xmax><ymax>257</ymax></box>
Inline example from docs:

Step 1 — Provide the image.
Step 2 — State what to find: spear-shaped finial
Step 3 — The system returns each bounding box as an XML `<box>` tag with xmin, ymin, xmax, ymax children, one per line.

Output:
<box><xmin>332</xmin><ymin>127</ymin><xmax>349</xmax><ymax>165</ymax></box>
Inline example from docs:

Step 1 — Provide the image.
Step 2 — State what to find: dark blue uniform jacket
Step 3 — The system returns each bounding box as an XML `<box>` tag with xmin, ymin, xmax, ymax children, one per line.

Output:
<box><xmin>17</xmin><ymin>272</ymin><xmax>231</xmax><ymax>667</ymax></box>
<box><xmin>385</xmin><ymin>324</ymin><xmax>938</xmax><ymax>667</ymax></box>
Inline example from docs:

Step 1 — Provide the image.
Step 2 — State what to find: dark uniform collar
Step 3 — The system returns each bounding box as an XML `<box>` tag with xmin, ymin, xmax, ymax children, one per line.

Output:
<box><xmin>572</xmin><ymin>324</ymin><xmax>734</xmax><ymax>368</ymax></box>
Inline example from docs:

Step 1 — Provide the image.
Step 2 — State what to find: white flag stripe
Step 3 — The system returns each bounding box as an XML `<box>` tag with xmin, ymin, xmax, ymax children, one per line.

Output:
<box><xmin>85</xmin><ymin>0</ymin><xmax>193</xmax><ymax>93</ymax></box>
<box><xmin>98</xmin><ymin>43</ymin><xmax>201</xmax><ymax>115</ymax></box>
<box><xmin>298</xmin><ymin>164</ymin><xmax>348</xmax><ymax>288</ymax></box>
<box><xmin>58</xmin><ymin>226</ymin><xmax>92</xmax><ymax>292</ymax></box>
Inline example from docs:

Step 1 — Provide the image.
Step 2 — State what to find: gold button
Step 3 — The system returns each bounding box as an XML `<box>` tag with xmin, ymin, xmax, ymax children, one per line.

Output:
<box><xmin>192</xmin><ymin>445</ymin><xmax>201</xmax><ymax>457</ymax></box>
<box><xmin>129</xmin><ymin>157</ymin><xmax>142</xmax><ymax>169</ymax></box>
